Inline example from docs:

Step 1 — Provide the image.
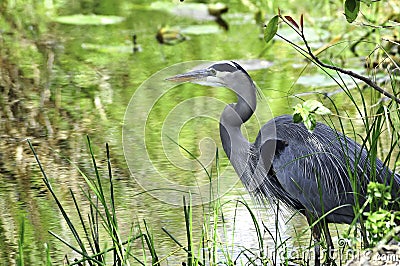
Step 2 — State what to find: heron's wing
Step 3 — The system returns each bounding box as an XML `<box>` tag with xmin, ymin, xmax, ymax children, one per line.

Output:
<box><xmin>257</xmin><ymin>138</ymin><xmax>306</xmax><ymax>211</ymax></box>
<box><xmin>259</xmin><ymin>138</ymin><xmax>288</xmax><ymax>173</ymax></box>
<box><xmin>259</xmin><ymin>125</ymin><xmax>357</xmax><ymax>223</ymax></box>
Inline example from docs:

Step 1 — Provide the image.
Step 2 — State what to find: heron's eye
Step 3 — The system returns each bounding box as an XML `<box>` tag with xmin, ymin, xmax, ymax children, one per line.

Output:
<box><xmin>208</xmin><ymin>68</ymin><xmax>217</xmax><ymax>76</ymax></box>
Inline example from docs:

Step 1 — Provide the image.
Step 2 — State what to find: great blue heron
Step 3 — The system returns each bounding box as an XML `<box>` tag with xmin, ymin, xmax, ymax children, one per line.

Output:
<box><xmin>167</xmin><ymin>61</ymin><xmax>400</xmax><ymax>265</ymax></box>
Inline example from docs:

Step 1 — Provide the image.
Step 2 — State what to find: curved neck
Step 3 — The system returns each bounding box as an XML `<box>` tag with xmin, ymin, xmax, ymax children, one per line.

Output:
<box><xmin>234</xmin><ymin>94</ymin><xmax>257</xmax><ymax>124</ymax></box>
<box><xmin>221</xmin><ymin>78</ymin><xmax>257</xmax><ymax>128</ymax></box>
<box><xmin>219</xmin><ymin>80</ymin><xmax>257</xmax><ymax>175</ymax></box>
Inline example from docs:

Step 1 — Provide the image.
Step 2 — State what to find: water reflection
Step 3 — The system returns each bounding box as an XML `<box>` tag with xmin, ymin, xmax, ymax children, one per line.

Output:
<box><xmin>0</xmin><ymin>0</ymin><xmax>359</xmax><ymax>264</ymax></box>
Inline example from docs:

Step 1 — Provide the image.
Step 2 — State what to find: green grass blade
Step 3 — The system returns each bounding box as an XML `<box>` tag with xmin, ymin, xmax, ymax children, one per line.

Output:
<box><xmin>143</xmin><ymin>220</ymin><xmax>159</xmax><ymax>265</ymax></box>
<box><xmin>17</xmin><ymin>216</ymin><xmax>25</xmax><ymax>266</ymax></box>
<box><xmin>70</xmin><ymin>189</ymin><xmax>97</xmax><ymax>256</ymax></box>
<box><xmin>237</xmin><ymin>200</ymin><xmax>264</xmax><ymax>259</ymax></box>
<box><xmin>183</xmin><ymin>195</ymin><xmax>193</xmax><ymax>266</ymax></box>
<box><xmin>45</xmin><ymin>243</ymin><xmax>52</xmax><ymax>266</ymax></box>
<box><xmin>28</xmin><ymin>140</ymin><xmax>90</xmax><ymax>259</ymax></box>
<box><xmin>106</xmin><ymin>143</ymin><xmax>119</xmax><ymax>263</ymax></box>
<box><xmin>48</xmin><ymin>231</ymin><xmax>105</xmax><ymax>265</ymax></box>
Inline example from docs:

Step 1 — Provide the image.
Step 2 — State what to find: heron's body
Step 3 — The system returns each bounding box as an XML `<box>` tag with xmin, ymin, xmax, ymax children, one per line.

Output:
<box><xmin>226</xmin><ymin>114</ymin><xmax>398</xmax><ymax>225</ymax></box>
<box><xmin>167</xmin><ymin>61</ymin><xmax>400</xmax><ymax>265</ymax></box>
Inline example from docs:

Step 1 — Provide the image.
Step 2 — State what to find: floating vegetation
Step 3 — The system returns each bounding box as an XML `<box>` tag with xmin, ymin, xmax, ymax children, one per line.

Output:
<box><xmin>150</xmin><ymin>1</ymin><xmax>213</xmax><ymax>21</ymax></box>
<box><xmin>81</xmin><ymin>43</ymin><xmax>133</xmax><ymax>53</ymax></box>
<box><xmin>207</xmin><ymin>3</ymin><xmax>228</xmax><ymax>17</ymax></box>
<box><xmin>180</xmin><ymin>25</ymin><xmax>222</xmax><ymax>35</ymax></box>
<box><xmin>52</xmin><ymin>14</ymin><xmax>125</xmax><ymax>25</ymax></box>
<box><xmin>296</xmin><ymin>71</ymin><xmax>363</xmax><ymax>88</ymax></box>
<box><xmin>156</xmin><ymin>26</ymin><xmax>187</xmax><ymax>45</ymax></box>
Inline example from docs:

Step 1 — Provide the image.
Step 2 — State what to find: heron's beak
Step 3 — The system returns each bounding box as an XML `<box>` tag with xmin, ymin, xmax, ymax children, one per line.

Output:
<box><xmin>166</xmin><ymin>69</ymin><xmax>211</xmax><ymax>83</ymax></box>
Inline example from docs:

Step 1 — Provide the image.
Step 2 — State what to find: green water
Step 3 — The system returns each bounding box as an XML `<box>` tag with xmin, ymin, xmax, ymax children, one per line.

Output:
<box><xmin>0</xmin><ymin>0</ymin><xmax>383</xmax><ymax>264</ymax></box>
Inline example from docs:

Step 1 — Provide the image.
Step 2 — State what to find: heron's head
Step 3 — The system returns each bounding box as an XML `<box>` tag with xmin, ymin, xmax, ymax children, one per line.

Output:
<box><xmin>166</xmin><ymin>61</ymin><xmax>254</xmax><ymax>90</ymax></box>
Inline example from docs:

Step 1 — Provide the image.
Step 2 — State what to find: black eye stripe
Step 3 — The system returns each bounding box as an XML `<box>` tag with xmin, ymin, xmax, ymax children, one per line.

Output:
<box><xmin>212</xmin><ymin>62</ymin><xmax>237</xmax><ymax>72</ymax></box>
<box><xmin>209</xmin><ymin>61</ymin><xmax>252</xmax><ymax>81</ymax></box>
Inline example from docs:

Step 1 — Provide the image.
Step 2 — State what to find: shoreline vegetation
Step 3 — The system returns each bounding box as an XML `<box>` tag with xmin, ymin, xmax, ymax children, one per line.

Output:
<box><xmin>24</xmin><ymin>135</ymin><xmax>400</xmax><ymax>265</ymax></box>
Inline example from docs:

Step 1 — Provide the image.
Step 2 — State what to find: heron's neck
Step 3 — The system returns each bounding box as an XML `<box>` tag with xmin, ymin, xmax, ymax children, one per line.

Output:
<box><xmin>221</xmin><ymin>79</ymin><xmax>257</xmax><ymax>128</ymax></box>
<box><xmin>235</xmin><ymin>94</ymin><xmax>257</xmax><ymax>124</ymax></box>
<box><xmin>219</xmin><ymin>83</ymin><xmax>257</xmax><ymax>175</ymax></box>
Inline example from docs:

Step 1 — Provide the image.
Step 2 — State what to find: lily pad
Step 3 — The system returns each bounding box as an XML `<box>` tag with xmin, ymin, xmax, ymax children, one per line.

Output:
<box><xmin>52</xmin><ymin>14</ymin><xmax>125</xmax><ymax>25</ymax></box>
<box><xmin>150</xmin><ymin>1</ymin><xmax>214</xmax><ymax>21</ymax></box>
<box><xmin>81</xmin><ymin>43</ymin><xmax>133</xmax><ymax>53</ymax></box>
<box><xmin>296</xmin><ymin>70</ymin><xmax>363</xmax><ymax>88</ymax></box>
<box><xmin>181</xmin><ymin>25</ymin><xmax>222</xmax><ymax>35</ymax></box>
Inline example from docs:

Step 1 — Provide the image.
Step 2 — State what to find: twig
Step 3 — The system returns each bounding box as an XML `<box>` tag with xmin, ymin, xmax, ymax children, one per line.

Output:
<box><xmin>278</xmin><ymin>14</ymin><xmax>400</xmax><ymax>105</ymax></box>
<box><xmin>302</xmin><ymin>34</ymin><xmax>400</xmax><ymax>104</ymax></box>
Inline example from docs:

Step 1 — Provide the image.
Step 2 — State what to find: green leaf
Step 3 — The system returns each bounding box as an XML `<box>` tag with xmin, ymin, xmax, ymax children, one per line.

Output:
<box><xmin>303</xmin><ymin>100</ymin><xmax>332</xmax><ymax>115</ymax></box>
<box><xmin>292</xmin><ymin>100</ymin><xmax>330</xmax><ymax>131</ymax></box>
<box><xmin>344</xmin><ymin>0</ymin><xmax>360</xmax><ymax>23</ymax></box>
<box><xmin>303</xmin><ymin>100</ymin><xmax>323</xmax><ymax>112</ymax></box>
<box><xmin>314</xmin><ymin>106</ymin><xmax>332</xmax><ymax>115</ymax></box>
<box><xmin>302</xmin><ymin>114</ymin><xmax>316</xmax><ymax>131</ymax></box>
<box><xmin>293</xmin><ymin>103</ymin><xmax>310</xmax><ymax>122</ymax></box>
<box><xmin>309</xmin><ymin>115</ymin><xmax>316</xmax><ymax>130</ymax></box>
<box><xmin>264</xmin><ymin>15</ymin><xmax>279</xmax><ymax>44</ymax></box>
<box><xmin>293</xmin><ymin>113</ymin><xmax>302</xmax><ymax>123</ymax></box>
<box><xmin>301</xmin><ymin>109</ymin><xmax>310</xmax><ymax>123</ymax></box>
<box><xmin>303</xmin><ymin>118</ymin><xmax>311</xmax><ymax>130</ymax></box>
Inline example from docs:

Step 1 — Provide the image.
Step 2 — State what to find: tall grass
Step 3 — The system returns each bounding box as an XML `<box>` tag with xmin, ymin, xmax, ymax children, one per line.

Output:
<box><xmin>28</xmin><ymin>136</ymin><xmax>146</xmax><ymax>265</ymax></box>
<box><xmin>26</xmin><ymin>135</ymin><xmax>299</xmax><ymax>265</ymax></box>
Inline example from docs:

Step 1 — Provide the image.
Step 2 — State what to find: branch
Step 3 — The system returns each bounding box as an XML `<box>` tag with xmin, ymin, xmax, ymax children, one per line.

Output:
<box><xmin>302</xmin><ymin>33</ymin><xmax>400</xmax><ymax>104</ymax></box>
<box><xmin>279</xmin><ymin>14</ymin><xmax>400</xmax><ymax>105</ymax></box>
